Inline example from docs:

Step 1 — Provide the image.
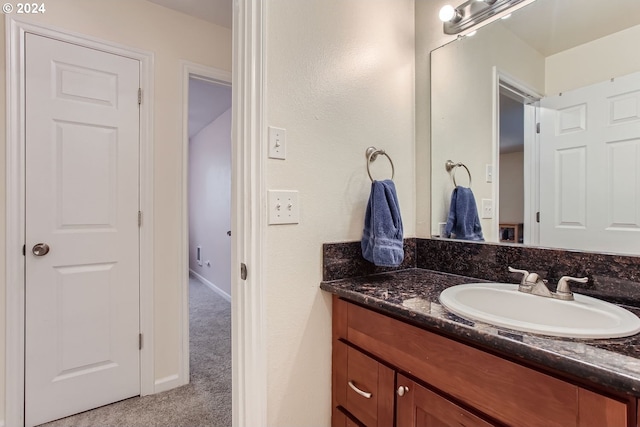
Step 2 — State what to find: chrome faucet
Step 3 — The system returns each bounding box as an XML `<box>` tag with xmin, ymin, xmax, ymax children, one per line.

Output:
<box><xmin>508</xmin><ymin>267</ymin><xmax>588</xmax><ymax>301</ymax></box>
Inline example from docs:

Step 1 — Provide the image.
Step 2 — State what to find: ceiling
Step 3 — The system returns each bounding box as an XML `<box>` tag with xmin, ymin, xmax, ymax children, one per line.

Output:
<box><xmin>500</xmin><ymin>0</ymin><xmax>640</xmax><ymax>56</ymax></box>
<box><xmin>146</xmin><ymin>0</ymin><xmax>640</xmax><ymax>61</ymax></box>
<box><xmin>189</xmin><ymin>78</ymin><xmax>232</xmax><ymax>139</ymax></box>
<box><xmin>145</xmin><ymin>0</ymin><xmax>640</xmax><ymax>57</ymax></box>
<box><xmin>145</xmin><ymin>0</ymin><xmax>232</xmax><ymax>29</ymax></box>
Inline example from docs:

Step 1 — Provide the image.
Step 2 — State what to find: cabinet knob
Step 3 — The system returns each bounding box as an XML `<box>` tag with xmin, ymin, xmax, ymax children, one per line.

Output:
<box><xmin>397</xmin><ymin>385</ymin><xmax>409</xmax><ymax>397</ymax></box>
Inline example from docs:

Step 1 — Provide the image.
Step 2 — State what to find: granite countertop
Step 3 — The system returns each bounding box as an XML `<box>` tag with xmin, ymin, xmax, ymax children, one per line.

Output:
<box><xmin>320</xmin><ymin>268</ymin><xmax>640</xmax><ymax>397</ymax></box>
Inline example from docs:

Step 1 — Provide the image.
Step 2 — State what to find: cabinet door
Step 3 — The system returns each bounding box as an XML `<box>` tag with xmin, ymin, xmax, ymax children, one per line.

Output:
<box><xmin>396</xmin><ymin>375</ymin><xmax>496</xmax><ymax>427</ymax></box>
<box><xmin>578</xmin><ymin>388</ymin><xmax>627</xmax><ymax>427</ymax></box>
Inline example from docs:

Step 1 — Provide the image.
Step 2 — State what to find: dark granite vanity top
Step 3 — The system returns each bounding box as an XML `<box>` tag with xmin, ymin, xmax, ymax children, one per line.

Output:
<box><xmin>320</xmin><ymin>268</ymin><xmax>640</xmax><ymax>397</ymax></box>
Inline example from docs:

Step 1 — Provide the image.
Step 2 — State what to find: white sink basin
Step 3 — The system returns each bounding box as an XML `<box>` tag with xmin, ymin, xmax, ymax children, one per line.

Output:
<box><xmin>439</xmin><ymin>283</ymin><xmax>640</xmax><ymax>339</ymax></box>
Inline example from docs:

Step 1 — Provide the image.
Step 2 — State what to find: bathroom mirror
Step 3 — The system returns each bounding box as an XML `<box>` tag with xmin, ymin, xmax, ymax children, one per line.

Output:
<box><xmin>430</xmin><ymin>0</ymin><xmax>640</xmax><ymax>255</ymax></box>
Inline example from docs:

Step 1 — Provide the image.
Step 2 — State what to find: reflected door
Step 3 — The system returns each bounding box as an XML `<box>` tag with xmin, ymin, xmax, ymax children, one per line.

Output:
<box><xmin>539</xmin><ymin>72</ymin><xmax>640</xmax><ymax>254</ymax></box>
<box><xmin>25</xmin><ymin>34</ymin><xmax>141</xmax><ymax>426</ymax></box>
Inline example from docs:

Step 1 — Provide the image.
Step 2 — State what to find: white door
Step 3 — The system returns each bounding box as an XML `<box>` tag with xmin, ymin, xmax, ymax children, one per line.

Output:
<box><xmin>539</xmin><ymin>72</ymin><xmax>640</xmax><ymax>254</ymax></box>
<box><xmin>25</xmin><ymin>33</ymin><xmax>141</xmax><ymax>426</ymax></box>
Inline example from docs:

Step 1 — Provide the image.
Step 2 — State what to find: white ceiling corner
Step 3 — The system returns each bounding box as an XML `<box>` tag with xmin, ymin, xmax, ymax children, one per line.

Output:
<box><xmin>145</xmin><ymin>0</ymin><xmax>232</xmax><ymax>29</ymax></box>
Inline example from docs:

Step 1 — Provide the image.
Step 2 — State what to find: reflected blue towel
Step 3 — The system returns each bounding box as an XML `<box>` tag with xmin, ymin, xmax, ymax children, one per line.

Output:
<box><xmin>444</xmin><ymin>186</ymin><xmax>484</xmax><ymax>241</ymax></box>
<box><xmin>361</xmin><ymin>180</ymin><xmax>404</xmax><ymax>267</ymax></box>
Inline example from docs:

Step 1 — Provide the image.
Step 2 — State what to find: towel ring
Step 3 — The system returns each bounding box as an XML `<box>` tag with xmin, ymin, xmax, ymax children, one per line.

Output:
<box><xmin>366</xmin><ymin>146</ymin><xmax>395</xmax><ymax>182</ymax></box>
<box><xmin>445</xmin><ymin>160</ymin><xmax>472</xmax><ymax>187</ymax></box>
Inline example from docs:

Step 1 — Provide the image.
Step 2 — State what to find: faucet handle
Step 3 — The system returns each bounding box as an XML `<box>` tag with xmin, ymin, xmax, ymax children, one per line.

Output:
<box><xmin>508</xmin><ymin>267</ymin><xmax>536</xmax><ymax>291</ymax></box>
<box><xmin>555</xmin><ymin>276</ymin><xmax>588</xmax><ymax>300</ymax></box>
<box><xmin>508</xmin><ymin>266</ymin><xmax>529</xmax><ymax>283</ymax></box>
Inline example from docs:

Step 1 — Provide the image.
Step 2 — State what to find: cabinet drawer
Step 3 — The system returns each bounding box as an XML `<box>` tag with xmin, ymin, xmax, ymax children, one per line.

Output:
<box><xmin>334</xmin><ymin>340</ymin><xmax>394</xmax><ymax>427</ymax></box>
<box><xmin>333</xmin><ymin>407</ymin><xmax>363</xmax><ymax>427</ymax></box>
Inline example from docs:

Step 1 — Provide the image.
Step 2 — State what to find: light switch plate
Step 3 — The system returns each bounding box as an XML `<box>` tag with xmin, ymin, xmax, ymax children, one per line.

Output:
<box><xmin>268</xmin><ymin>190</ymin><xmax>300</xmax><ymax>224</ymax></box>
<box><xmin>268</xmin><ymin>126</ymin><xmax>286</xmax><ymax>160</ymax></box>
<box><xmin>485</xmin><ymin>164</ymin><xmax>493</xmax><ymax>183</ymax></box>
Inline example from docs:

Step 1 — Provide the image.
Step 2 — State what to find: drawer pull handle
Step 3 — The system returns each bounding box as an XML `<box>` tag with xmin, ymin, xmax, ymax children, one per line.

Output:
<box><xmin>397</xmin><ymin>385</ymin><xmax>409</xmax><ymax>397</ymax></box>
<box><xmin>348</xmin><ymin>380</ymin><xmax>372</xmax><ymax>399</ymax></box>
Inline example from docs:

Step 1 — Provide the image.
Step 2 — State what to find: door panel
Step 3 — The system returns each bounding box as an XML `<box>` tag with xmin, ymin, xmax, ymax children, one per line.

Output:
<box><xmin>25</xmin><ymin>33</ymin><xmax>141</xmax><ymax>427</ymax></box>
<box><xmin>539</xmin><ymin>71</ymin><xmax>640</xmax><ymax>254</ymax></box>
<box><xmin>57</xmin><ymin>122</ymin><xmax>118</xmax><ymax>228</ymax></box>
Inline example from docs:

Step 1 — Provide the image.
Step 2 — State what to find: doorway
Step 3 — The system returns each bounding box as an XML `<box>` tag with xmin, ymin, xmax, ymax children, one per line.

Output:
<box><xmin>180</xmin><ymin>64</ymin><xmax>233</xmax><ymax>416</ymax></box>
<box><xmin>187</xmin><ymin>77</ymin><xmax>232</xmax><ymax>301</ymax></box>
<box><xmin>494</xmin><ymin>72</ymin><xmax>541</xmax><ymax>245</ymax></box>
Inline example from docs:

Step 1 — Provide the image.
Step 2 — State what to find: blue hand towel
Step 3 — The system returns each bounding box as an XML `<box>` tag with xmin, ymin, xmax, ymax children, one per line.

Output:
<box><xmin>444</xmin><ymin>186</ymin><xmax>484</xmax><ymax>241</ymax></box>
<box><xmin>361</xmin><ymin>179</ymin><xmax>404</xmax><ymax>267</ymax></box>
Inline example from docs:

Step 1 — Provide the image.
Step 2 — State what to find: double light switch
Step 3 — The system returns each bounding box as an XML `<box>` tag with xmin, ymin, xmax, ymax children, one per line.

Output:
<box><xmin>268</xmin><ymin>190</ymin><xmax>300</xmax><ymax>224</ymax></box>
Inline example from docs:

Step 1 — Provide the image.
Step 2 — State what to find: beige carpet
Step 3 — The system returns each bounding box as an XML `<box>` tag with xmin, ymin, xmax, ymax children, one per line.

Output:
<box><xmin>40</xmin><ymin>277</ymin><xmax>232</xmax><ymax>427</ymax></box>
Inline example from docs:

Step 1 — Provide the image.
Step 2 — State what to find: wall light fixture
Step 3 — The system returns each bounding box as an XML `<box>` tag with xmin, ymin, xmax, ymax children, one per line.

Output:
<box><xmin>439</xmin><ymin>0</ymin><xmax>534</xmax><ymax>35</ymax></box>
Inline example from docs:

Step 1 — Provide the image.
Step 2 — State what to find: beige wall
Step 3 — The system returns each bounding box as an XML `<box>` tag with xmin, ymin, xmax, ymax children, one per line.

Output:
<box><xmin>545</xmin><ymin>24</ymin><xmax>640</xmax><ymax>94</ymax></box>
<box><xmin>265</xmin><ymin>0</ymin><xmax>415</xmax><ymax>424</ymax></box>
<box><xmin>430</xmin><ymin>22</ymin><xmax>544</xmax><ymax>241</ymax></box>
<box><xmin>499</xmin><ymin>151</ymin><xmax>525</xmax><ymax>224</ymax></box>
<box><xmin>1</xmin><ymin>1</ymin><xmax>231</xmax><ymax>421</ymax></box>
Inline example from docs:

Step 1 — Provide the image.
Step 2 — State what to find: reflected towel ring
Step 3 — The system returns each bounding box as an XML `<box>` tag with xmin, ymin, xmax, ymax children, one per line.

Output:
<box><xmin>445</xmin><ymin>160</ymin><xmax>472</xmax><ymax>187</ymax></box>
<box><xmin>366</xmin><ymin>146</ymin><xmax>395</xmax><ymax>182</ymax></box>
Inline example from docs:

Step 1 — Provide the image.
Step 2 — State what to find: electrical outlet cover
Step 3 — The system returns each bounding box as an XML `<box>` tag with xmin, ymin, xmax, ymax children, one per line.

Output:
<box><xmin>481</xmin><ymin>198</ymin><xmax>493</xmax><ymax>219</ymax></box>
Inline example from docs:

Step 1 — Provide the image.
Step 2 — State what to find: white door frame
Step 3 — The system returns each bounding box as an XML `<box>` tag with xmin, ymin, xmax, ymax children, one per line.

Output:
<box><xmin>232</xmin><ymin>0</ymin><xmax>268</xmax><ymax>425</ymax></box>
<box><xmin>5</xmin><ymin>17</ymin><xmax>155</xmax><ymax>427</ymax></box>
<box><xmin>179</xmin><ymin>61</ymin><xmax>232</xmax><ymax>387</ymax></box>
<box><xmin>523</xmin><ymin>102</ymin><xmax>540</xmax><ymax>246</ymax></box>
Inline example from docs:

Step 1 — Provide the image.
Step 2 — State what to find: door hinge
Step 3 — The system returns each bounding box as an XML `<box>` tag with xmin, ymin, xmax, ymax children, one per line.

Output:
<box><xmin>240</xmin><ymin>263</ymin><xmax>248</xmax><ymax>280</ymax></box>
<box><xmin>22</xmin><ymin>244</ymin><xmax>26</xmax><ymax>256</ymax></box>
<box><xmin>536</xmin><ymin>122</ymin><xmax>540</xmax><ymax>134</ymax></box>
<box><xmin>138</xmin><ymin>211</ymin><xmax>142</xmax><ymax>227</ymax></box>
<box><xmin>536</xmin><ymin>211</ymin><xmax>540</xmax><ymax>223</ymax></box>
<box><xmin>138</xmin><ymin>88</ymin><xmax>142</xmax><ymax>105</ymax></box>
<box><xmin>139</xmin><ymin>333</ymin><xmax>143</xmax><ymax>350</ymax></box>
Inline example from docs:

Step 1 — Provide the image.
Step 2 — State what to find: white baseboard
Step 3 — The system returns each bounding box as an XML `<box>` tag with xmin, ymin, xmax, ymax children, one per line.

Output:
<box><xmin>154</xmin><ymin>374</ymin><xmax>182</xmax><ymax>393</ymax></box>
<box><xmin>189</xmin><ymin>269</ymin><xmax>232</xmax><ymax>302</ymax></box>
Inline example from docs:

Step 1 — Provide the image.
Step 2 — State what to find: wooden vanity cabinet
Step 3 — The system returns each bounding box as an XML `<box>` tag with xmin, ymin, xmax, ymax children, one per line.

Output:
<box><xmin>331</xmin><ymin>295</ymin><xmax>632</xmax><ymax>427</ymax></box>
